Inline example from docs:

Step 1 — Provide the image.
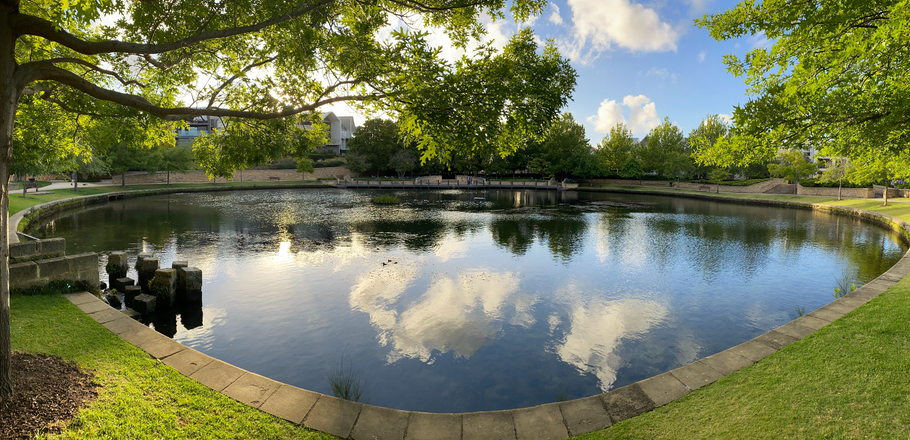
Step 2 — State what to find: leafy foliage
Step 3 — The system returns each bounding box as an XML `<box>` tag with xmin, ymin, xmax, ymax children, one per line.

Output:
<box><xmin>696</xmin><ymin>1</ymin><xmax>910</xmax><ymax>180</ymax></box>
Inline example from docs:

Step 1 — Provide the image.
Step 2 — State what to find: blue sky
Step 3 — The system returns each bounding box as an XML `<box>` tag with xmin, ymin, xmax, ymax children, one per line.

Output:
<box><xmin>532</xmin><ymin>0</ymin><xmax>759</xmax><ymax>141</ymax></box>
<box><xmin>326</xmin><ymin>0</ymin><xmax>769</xmax><ymax>143</ymax></box>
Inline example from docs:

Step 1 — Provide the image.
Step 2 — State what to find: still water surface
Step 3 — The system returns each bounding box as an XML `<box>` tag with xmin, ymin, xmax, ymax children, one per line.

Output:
<box><xmin>30</xmin><ymin>189</ymin><xmax>907</xmax><ymax>412</ymax></box>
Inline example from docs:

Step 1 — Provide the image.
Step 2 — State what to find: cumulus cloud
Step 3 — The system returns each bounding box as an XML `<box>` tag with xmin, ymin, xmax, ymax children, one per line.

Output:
<box><xmin>587</xmin><ymin>99</ymin><xmax>625</xmax><ymax>133</ymax></box>
<box><xmin>558</xmin><ymin>0</ymin><xmax>678</xmax><ymax>63</ymax></box>
<box><xmin>698</xmin><ymin>50</ymin><xmax>706</xmax><ymax>62</ymax></box>
<box><xmin>718</xmin><ymin>113</ymin><xmax>733</xmax><ymax>124</ymax></box>
<box><xmin>548</xmin><ymin>2</ymin><xmax>564</xmax><ymax>25</ymax></box>
<box><xmin>587</xmin><ymin>95</ymin><xmax>661</xmax><ymax>134</ymax></box>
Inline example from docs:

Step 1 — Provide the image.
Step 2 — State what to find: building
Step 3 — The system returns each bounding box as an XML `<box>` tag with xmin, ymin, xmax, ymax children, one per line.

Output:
<box><xmin>175</xmin><ymin>115</ymin><xmax>224</xmax><ymax>146</ymax></box>
<box><xmin>301</xmin><ymin>112</ymin><xmax>357</xmax><ymax>155</ymax></box>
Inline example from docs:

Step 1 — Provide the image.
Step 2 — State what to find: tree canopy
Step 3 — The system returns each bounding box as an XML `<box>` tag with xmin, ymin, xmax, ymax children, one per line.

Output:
<box><xmin>695</xmin><ymin>0</ymin><xmax>910</xmax><ymax>180</ymax></box>
<box><xmin>0</xmin><ymin>0</ymin><xmax>577</xmax><ymax>400</ymax></box>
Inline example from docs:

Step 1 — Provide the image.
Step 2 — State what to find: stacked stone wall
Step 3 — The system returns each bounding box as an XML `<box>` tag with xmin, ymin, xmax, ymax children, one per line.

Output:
<box><xmin>9</xmin><ymin>238</ymin><xmax>99</xmax><ymax>291</ymax></box>
<box><xmin>796</xmin><ymin>185</ymin><xmax>876</xmax><ymax>198</ymax></box>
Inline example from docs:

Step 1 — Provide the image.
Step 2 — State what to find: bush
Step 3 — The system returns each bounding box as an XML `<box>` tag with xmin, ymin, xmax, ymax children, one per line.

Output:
<box><xmin>313</xmin><ymin>159</ymin><xmax>346</xmax><ymax>168</ymax></box>
<box><xmin>269</xmin><ymin>159</ymin><xmax>298</xmax><ymax>170</ymax></box>
<box><xmin>799</xmin><ymin>177</ymin><xmax>868</xmax><ymax>188</ymax></box>
<box><xmin>690</xmin><ymin>178</ymin><xmax>771</xmax><ymax>186</ymax></box>
<box><xmin>12</xmin><ymin>279</ymin><xmax>98</xmax><ymax>296</ymax></box>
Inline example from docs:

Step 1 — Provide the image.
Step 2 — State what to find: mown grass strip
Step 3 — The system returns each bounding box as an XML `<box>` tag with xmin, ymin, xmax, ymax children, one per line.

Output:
<box><xmin>11</xmin><ymin>294</ymin><xmax>336</xmax><ymax>439</ymax></box>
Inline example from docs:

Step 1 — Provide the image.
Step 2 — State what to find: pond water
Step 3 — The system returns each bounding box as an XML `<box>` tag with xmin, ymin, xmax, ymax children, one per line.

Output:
<box><xmin>30</xmin><ymin>188</ymin><xmax>907</xmax><ymax>412</ymax></box>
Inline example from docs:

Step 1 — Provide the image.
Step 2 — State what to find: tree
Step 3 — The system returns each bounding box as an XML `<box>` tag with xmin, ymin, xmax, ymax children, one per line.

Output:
<box><xmin>768</xmin><ymin>150</ymin><xmax>818</xmax><ymax>196</ymax></box>
<box><xmin>689</xmin><ymin>114</ymin><xmax>732</xmax><ymax>180</ymax></box>
<box><xmin>596</xmin><ymin>123</ymin><xmax>636</xmax><ymax>175</ymax></box>
<box><xmin>641</xmin><ymin>117</ymin><xmax>689</xmax><ymax>179</ymax></box>
<box><xmin>619</xmin><ymin>157</ymin><xmax>644</xmax><ymax>185</ymax></box>
<box><xmin>388</xmin><ymin>151</ymin><xmax>416</xmax><ymax>178</ymax></box>
<box><xmin>525</xmin><ymin>113</ymin><xmax>591</xmax><ymax>179</ymax></box>
<box><xmin>695</xmin><ymin>1</ymin><xmax>910</xmax><ymax>180</ymax></box>
<box><xmin>348</xmin><ymin>119</ymin><xmax>403</xmax><ymax>174</ymax></box>
<box><xmin>0</xmin><ymin>0</ymin><xmax>577</xmax><ymax>400</ymax></box>
<box><xmin>818</xmin><ymin>157</ymin><xmax>849</xmax><ymax>201</ymax></box>
<box><xmin>146</xmin><ymin>145</ymin><xmax>195</xmax><ymax>184</ymax></box>
<box><xmin>344</xmin><ymin>152</ymin><xmax>369</xmax><ymax>175</ymax></box>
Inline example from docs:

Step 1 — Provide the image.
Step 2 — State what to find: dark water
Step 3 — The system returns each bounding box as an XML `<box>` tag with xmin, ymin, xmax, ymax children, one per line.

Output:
<box><xmin>30</xmin><ymin>189</ymin><xmax>907</xmax><ymax>412</ymax></box>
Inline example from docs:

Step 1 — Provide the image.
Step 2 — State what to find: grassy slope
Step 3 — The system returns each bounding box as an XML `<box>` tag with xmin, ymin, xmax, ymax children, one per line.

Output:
<box><xmin>11</xmin><ymin>295</ymin><xmax>335</xmax><ymax>440</ymax></box>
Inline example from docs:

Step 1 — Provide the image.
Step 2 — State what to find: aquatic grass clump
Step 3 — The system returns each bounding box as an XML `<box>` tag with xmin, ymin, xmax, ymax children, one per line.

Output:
<box><xmin>371</xmin><ymin>195</ymin><xmax>400</xmax><ymax>205</ymax></box>
<box><xmin>327</xmin><ymin>355</ymin><xmax>368</xmax><ymax>403</ymax></box>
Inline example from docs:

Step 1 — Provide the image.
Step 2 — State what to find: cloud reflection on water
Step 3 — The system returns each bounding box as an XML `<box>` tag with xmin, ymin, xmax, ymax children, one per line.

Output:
<box><xmin>349</xmin><ymin>264</ymin><xmax>532</xmax><ymax>364</ymax></box>
<box><xmin>552</xmin><ymin>289</ymin><xmax>668</xmax><ymax>391</ymax></box>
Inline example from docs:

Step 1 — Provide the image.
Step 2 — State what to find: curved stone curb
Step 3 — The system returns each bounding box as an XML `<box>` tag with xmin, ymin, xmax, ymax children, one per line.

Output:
<box><xmin>35</xmin><ymin>187</ymin><xmax>910</xmax><ymax>439</ymax></box>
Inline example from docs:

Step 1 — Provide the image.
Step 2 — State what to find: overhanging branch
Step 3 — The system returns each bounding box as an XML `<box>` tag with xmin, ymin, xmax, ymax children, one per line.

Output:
<box><xmin>23</xmin><ymin>64</ymin><xmax>383</xmax><ymax>120</ymax></box>
<box><xmin>10</xmin><ymin>0</ymin><xmax>334</xmax><ymax>56</ymax></box>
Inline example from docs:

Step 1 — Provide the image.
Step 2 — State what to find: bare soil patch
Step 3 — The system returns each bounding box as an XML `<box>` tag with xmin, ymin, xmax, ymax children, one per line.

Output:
<box><xmin>0</xmin><ymin>352</ymin><xmax>97</xmax><ymax>439</ymax></box>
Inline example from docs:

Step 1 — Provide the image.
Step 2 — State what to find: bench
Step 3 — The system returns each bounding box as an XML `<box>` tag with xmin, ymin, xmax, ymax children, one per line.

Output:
<box><xmin>268</xmin><ymin>176</ymin><xmax>280</xmax><ymax>181</ymax></box>
<box><xmin>23</xmin><ymin>182</ymin><xmax>38</xmax><ymax>192</ymax></box>
<box><xmin>699</xmin><ymin>185</ymin><xmax>711</xmax><ymax>191</ymax></box>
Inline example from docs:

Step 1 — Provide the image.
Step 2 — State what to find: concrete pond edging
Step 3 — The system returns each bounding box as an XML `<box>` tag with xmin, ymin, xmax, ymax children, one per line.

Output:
<box><xmin>19</xmin><ymin>185</ymin><xmax>910</xmax><ymax>440</ymax></box>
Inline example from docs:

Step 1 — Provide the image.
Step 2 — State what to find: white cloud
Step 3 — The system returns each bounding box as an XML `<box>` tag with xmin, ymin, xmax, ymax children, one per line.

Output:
<box><xmin>549</xmin><ymin>3</ymin><xmax>564</xmax><ymax>25</ymax></box>
<box><xmin>646</xmin><ymin>67</ymin><xmax>678</xmax><ymax>83</ymax></box>
<box><xmin>748</xmin><ymin>30</ymin><xmax>774</xmax><ymax>50</ymax></box>
<box><xmin>684</xmin><ymin>0</ymin><xmax>714</xmax><ymax>14</ymax></box>
<box><xmin>718</xmin><ymin>113</ymin><xmax>733</xmax><ymax>125</ymax></box>
<box><xmin>587</xmin><ymin>99</ymin><xmax>626</xmax><ymax>133</ymax></box>
<box><xmin>698</xmin><ymin>50</ymin><xmax>706</xmax><ymax>62</ymax></box>
<box><xmin>559</xmin><ymin>0</ymin><xmax>678</xmax><ymax>63</ymax></box>
<box><xmin>588</xmin><ymin>95</ymin><xmax>661</xmax><ymax>134</ymax></box>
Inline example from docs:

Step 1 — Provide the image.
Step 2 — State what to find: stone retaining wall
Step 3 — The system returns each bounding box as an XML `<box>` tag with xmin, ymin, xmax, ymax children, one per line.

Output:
<box><xmin>122</xmin><ymin>167</ymin><xmax>352</xmax><ymax>184</ymax></box>
<box><xmin>796</xmin><ymin>185</ymin><xmax>875</xmax><ymax>198</ymax></box>
<box><xmin>9</xmin><ymin>238</ymin><xmax>99</xmax><ymax>291</ymax></box>
<box><xmin>580</xmin><ymin>178</ymin><xmax>789</xmax><ymax>194</ymax></box>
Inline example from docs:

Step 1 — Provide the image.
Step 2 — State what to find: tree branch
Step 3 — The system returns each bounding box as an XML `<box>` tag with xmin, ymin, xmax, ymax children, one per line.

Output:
<box><xmin>207</xmin><ymin>55</ymin><xmax>280</xmax><ymax>108</ymax></box>
<box><xmin>22</xmin><ymin>63</ymin><xmax>382</xmax><ymax>120</ymax></box>
<box><xmin>40</xmin><ymin>58</ymin><xmax>148</xmax><ymax>88</ymax></box>
<box><xmin>10</xmin><ymin>0</ymin><xmax>334</xmax><ymax>55</ymax></box>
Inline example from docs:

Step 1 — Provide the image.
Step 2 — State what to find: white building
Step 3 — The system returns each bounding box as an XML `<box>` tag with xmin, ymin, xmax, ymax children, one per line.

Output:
<box><xmin>175</xmin><ymin>115</ymin><xmax>224</xmax><ymax>146</ymax></box>
<box><xmin>301</xmin><ymin>112</ymin><xmax>357</xmax><ymax>155</ymax></box>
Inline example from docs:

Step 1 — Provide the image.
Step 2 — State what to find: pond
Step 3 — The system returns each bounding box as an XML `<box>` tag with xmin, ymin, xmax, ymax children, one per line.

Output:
<box><xmin>29</xmin><ymin>188</ymin><xmax>907</xmax><ymax>412</ymax></box>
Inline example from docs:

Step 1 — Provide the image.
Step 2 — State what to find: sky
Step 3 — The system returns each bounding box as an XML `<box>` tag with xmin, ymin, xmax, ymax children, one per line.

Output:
<box><xmin>326</xmin><ymin>0</ymin><xmax>768</xmax><ymax>143</ymax></box>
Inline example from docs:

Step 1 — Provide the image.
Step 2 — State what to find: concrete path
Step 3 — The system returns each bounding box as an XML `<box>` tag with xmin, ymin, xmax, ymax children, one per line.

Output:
<box><xmin>60</xmin><ymin>240</ymin><xmax>910</xmax><ymax>439</ymax></box>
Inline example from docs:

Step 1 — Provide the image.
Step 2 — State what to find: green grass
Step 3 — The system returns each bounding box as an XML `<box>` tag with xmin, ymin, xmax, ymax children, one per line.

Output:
<box><xmin>11</xmin><ymin>294</ymin><xmax>336</xmax><ymax>440</ymax></box>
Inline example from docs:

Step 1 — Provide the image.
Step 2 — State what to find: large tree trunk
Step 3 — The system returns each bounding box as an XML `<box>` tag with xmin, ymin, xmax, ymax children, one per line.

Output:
<box><xmin>0</xmin><ymin>4</ymin><xmax>17</xmax><ymax>401</ymax></box>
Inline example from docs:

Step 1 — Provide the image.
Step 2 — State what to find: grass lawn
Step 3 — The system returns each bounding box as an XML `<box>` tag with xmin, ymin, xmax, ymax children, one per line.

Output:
<box><xmin>6</xmin><ymin>183</ymin><xmax>910</xmax><ymax>438</ymax></box>
<box><xmin>11</xmin><ymin>294</ymin><xmax>335</xmax><ymax>439</ymax></box>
